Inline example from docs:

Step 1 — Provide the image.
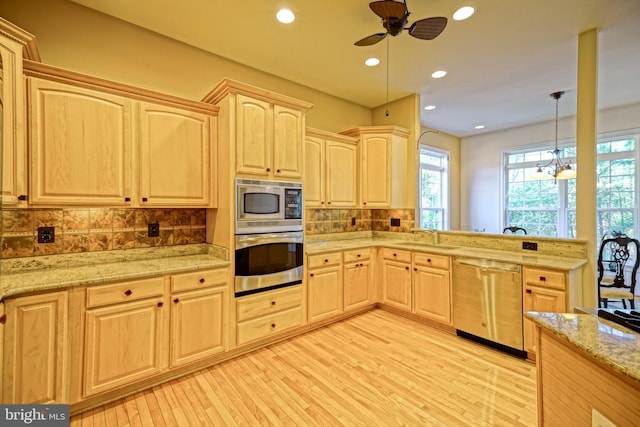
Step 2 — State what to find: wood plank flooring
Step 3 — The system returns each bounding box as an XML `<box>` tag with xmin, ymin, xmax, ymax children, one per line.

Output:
<box><xmin>71</xmin><ymin>310</ymin><xmax>537</xmax><ymax>426</ymax></box>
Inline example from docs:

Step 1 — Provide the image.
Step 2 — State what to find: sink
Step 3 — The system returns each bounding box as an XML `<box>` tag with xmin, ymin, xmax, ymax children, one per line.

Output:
<box><xmin>393</xmin><ymin>242</ymin><xmax>459</xmax><ymax>250</ymax></box>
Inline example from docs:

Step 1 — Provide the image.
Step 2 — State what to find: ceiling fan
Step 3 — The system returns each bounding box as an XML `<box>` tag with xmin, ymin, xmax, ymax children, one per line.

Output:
<box><xmin>354</xmin><ymin>0</ymin><xmax>448</xmax><ymax>46</ymax></box>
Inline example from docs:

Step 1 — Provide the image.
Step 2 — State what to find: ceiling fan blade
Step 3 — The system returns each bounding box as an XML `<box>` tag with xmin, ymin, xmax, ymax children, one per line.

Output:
<box><xmin>354</xmin><ymin>33</ymin><xmax>387</xmax><ymax>46</ymax></box>
<box><xmin>408</xmin><ymin>16</ymin><xmax>448</xmax><ymax>40</ymax></box>
<box><xmin>369</xmin><ymin>1</ymin><xmax>407</xmax><ymax>20</ymax></box>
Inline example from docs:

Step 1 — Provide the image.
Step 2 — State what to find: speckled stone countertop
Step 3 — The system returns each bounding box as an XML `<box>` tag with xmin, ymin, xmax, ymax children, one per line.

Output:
<box><xmin>0</xmin><ymin>244</ymin><xmax>230</xmax><ymax>300</ymax></box>
<box><xmin>525</xmin><ymin>311</ymin><xmax>640</xmax><ymax>386</ymax></box>
<box><xmin>306</xmin><ymin>233</ymin><xmax>587</xmax><ymax>271</ymax></box>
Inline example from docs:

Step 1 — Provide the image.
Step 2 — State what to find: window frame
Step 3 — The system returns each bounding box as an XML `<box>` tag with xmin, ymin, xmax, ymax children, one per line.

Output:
<box><xmin>417</xmin><ymin>145</ymin><xmax>450</xmax><ymax>230</ymax></box>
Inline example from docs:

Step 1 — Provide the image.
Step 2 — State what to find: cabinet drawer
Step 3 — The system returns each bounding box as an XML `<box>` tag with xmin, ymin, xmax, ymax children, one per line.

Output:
<box><xmin>171</xmin><ymin>268</ymin><xmax>228</xmax><ymax>293</ymax></box>
<box><xmin>382</xmin><ymin>247</ymin><xmax>411</xmax><ymax>263</ymax></box>
<box><xmin>413</xmin><ymin>252</ymin><xmax>450</xmax><ymax>270</ymax></box>
<box><xmin>236</xmin><ymin>285</ymin><xmax>303</xmax><ymax>322</ymax></box>
<box><xmin>343</xmin><ymin>248</ymin><xmax>371</xmax><ymax>263</ymax></box>
<box><xmin>236</xmin><ymin>306</ymin><xmax>302</xmax><ymax>346</ymax></box>
<box><xmin>86</xmin><ymin>277</ymin><xmax>165</xmax><ymax>308</ymax></box>
<box><xmin>307</xmin><ymin>252</ymin><xmax>342</xmax><ymax>269</ymax></box>
<box><xmin>523</xmin><ymin>267</ymin><xmax>565</xmax><ymax>290</ymax></box>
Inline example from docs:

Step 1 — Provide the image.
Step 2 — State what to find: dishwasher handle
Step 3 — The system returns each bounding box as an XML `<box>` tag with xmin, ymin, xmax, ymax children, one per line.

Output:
<box><xmin>453</xmin><ymin>258</ymin><xmax>521</xmax><ymax>272</ymax></box>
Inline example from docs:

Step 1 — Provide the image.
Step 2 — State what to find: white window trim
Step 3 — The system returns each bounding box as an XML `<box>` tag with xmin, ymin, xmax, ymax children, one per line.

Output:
<box><xmin>417</xmin><ymin>145</ymin><xmax>450</xmax><ymax>230</ymax></box>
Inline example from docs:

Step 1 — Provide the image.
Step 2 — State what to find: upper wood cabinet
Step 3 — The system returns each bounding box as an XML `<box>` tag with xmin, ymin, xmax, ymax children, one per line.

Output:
<box><xmin>342</xmin><ymin>126</ymin><xmax>411</xmax><ymax>208</ymax></box>
<box><xmin>203</xmin><ymin>79</ymin><xmax>313</xmax><ymax>181</ymax></box>
<box><xmin>0</xmin><ymin>18</ymin><xmax>39</xmax><ymax>206</ymax></box>
<box><xmin>23</xmin><ymin>61</ymin><xmax>218</xmax><ymax>207</ymax></box>
<box><xmin>305</xmin><ymin>128</ymin><xmax>358</xmax><ymax>208</ymax></box>
<box><xmin>2</xmin><ymin>291</ymin><xmax>69</xmax><ymax>404</ymax></box>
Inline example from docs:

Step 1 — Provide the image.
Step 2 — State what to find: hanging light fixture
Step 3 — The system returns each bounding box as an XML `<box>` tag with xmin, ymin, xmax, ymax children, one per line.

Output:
<box><xmin>531</xmin><ymin>91</ymin><xmax>577</xmax><ymax>182</ymax></box>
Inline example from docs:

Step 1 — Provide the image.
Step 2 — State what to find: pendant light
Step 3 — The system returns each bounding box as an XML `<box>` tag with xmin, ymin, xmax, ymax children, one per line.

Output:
<box><xmin>531</xmin><ymin>91</ymin><xmax>576</xmax><ymax>182</ymax></box>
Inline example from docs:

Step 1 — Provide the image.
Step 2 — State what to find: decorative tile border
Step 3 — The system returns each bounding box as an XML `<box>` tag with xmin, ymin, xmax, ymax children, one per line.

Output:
<box><xmin>1</xmin><ymin>208</ymin><xmax>207</xmax><ymax>259</ymax></box>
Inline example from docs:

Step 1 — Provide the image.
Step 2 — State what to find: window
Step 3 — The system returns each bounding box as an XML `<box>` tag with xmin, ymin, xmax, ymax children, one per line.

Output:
<box><xmin>504</xmin><ymin>134</ymin><xmax>638</xmax><ymax>239</ymax></box>
<box><xmin>418</xmin><ymin>147</ymin><xmax>449</xmax><ymax>230</ymax></box>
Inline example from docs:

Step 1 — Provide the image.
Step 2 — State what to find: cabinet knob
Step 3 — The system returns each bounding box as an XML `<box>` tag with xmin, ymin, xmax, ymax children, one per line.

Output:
<box><xmin>310</xmin><ymin>273</ymin><xmax>314</xmax><ymax>277</ymax></box>
<box><xmin>427</xmin><ymin>259</ymin><xmax>432</xmax><ymax>263</ymax></box>
<box><xmin>276</xmin><ymin>169</ymin><xmax>281</xmax><ymax>173</ymax></box>
<box><xmin>271</xmin><ymin>323</ymin><xmax>276</xmax><ymax>328</ymax></box>
<box><xmin>539</xmin><ymin>276</ymin><xmax>546</xmax><ymax>282</ymax></box>
<box><xmin>142</xmin><ymin>197</ymin><xmax>148</xmax><ymax>202</ymax></box>
<box><xmin>363</xmin><ymin>202</ymin><xmax>367</xmax><ymax>205</ymax></box>
<box><xmin>0</xmin><ymin>314</ymin><xmax>6</xmax><ymax>324</ymax></box>
<box><xmin>173</xmin><ymin>298</ymin><xmax>180</xmax><ymax>303</ymax></box>
<box><xmin>360</xmin><ymin>263</ymin><xmax>364</xmax><ymax>267</ymax></box>
<box><xmin>157</xmin><ymin>302</ymin><xmax>164</xmax><ymax>307</ymax></box>
<box><xmin>266</xmin><ymin>168</ymin><xmax>271</xmax><ymax>172</ymax></box>
<box><xmin>18</xmin><ymin>195</ymin><xmax>28</xmax><ymax>201</ymax></box>
<box><xmin>327</xmin><ymin>201</ymin><xmax>331</xmax><ymax>205</ymax></box>
<box><xmin>321</xmin><ymin>201</ymin><xmax>325</xmax><ymax>204</ymax></box>
<box><xmin>124</xmin><ymin>197</ymin><xmax>131</xmax><ymax>202</ymax></box>
<box><xmin>405</xmin><ymin>266</ymin><xmax>410</xmax><ymax>270</ymax></box>
<box><xmin>526</xmin><ymin>289</ymin><xmax>532</xmax><ymax>294</ymax></box>
<box><xmin>393</xmin><ymin>253</ymin><xmax>397</xmax><ymax>257</ymax></box>
<box><xmin>271</xmin><ymin>301</ymin><xmax>276</xmax><ymax>306</ymax></box>
<box><xmin>357</xmin><ymin>254</ymin><xmax>361</xmax><ymax>257</ymax></box>
<box><xmin>414</xmin><ymin>268</ymin><xmax>418</xmax><ymax>271</ymax></box>
<box><xmin>124</xmin><ymin>289</ymin><xmax>133</xmax><ymax>296</ymax></box>
<box><xmin>324</xmin><ymin>259</ymin><xmax>329</xmax><ymax>263</ymax></box>
<box><xmin>199</xmin><ymin>278</ymin><xmax>205</xmax><ymax>283</ymax></box>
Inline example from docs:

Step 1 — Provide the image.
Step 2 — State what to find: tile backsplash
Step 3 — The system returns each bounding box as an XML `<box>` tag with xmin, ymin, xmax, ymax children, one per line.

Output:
<box><xmin>1</xmin><ymin>208</ymin><xmax>206</xmax><ymax>259</ymax></box>
<box><xmin>305</xmin><ymin>208</ymin><xmax>414</xmax><ymax>235</ymax></box>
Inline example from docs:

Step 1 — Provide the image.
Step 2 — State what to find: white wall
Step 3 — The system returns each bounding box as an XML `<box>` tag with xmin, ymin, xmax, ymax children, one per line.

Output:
<box><xmin>460</xmin><ymin>102</ymin><xmax>640</xmax><ymax>233</ymax></box>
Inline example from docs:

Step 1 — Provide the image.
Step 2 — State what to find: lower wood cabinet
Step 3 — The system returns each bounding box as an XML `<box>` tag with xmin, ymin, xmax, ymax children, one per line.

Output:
<box><xmin>236</xmin><ymin>285</ymin><xmax>303</xmax><ymax>346</ymax></box>
<box><xmin>307</xmin><ymin>252</ymin><xmax>343</xmax><ymax>323</ymax></box>
<box><xmin>381</xmin><ymin>248</ymin><xmax>412</xmax><ymax>311</ymax></box>
<box><xmin>412</xmin><ymin>252</ymin><xmax>452</xmax><ymax>324</ymax></box>
<box><xmin>83</xmin><ymin>278</ymin><xmax>165</xmax><ymax>397</ymax></box>
<box><xmin>343</xmin><ymin>248</ymin><xmax>372</xmax><ymax>312</ymax></box>
<box><xmin>2</xmin><ymin>291</ymin><xmax>69</xmax><ymax>404</ymax></box>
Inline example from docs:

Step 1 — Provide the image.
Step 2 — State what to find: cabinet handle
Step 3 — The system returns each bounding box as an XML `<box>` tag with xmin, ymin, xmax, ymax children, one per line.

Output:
<box><xmin>310</xmin><ymin>273</ymin><xmax>314</xmax><ymax>277</ymax></box>
<box><xmin>321</xmin><ymin>201</ymin><xmax>325</xmax><ymax>204</ymax></box>
<box><xmin>199</xmin><ymin>278</ymin><xmax>205</xmax><ymax>283</ymax></box>
<box><xmin>124</xmin><ymin>197</ymin><xmax>131</xmax><ymax>202</ymax></box>
<box><xmin>0</xmin><ymin>314</ymin><xmax>6</xmax><ymax>324</ymax></box>
<box><xmin>539</xmin><ymin>276</ymin><xmax>546</xmax><ymax>282</ymax></box>
<box><xmin>393</xmin><ymin>253</ymin><xmax>397</xmax><ymax>257</ymax></box>
<box><xmin>271</xmin><ymin>301</ymin><xmax>276</xmax><ymax>306</ymax></box>
<box><xmin>142</xmin><ymin>197</ymin><xmax>148</xmax><ymax>202</ymax></box>
<box><xmin>324</xmin><ymin>259</ymin><xmax>329</xmax><ymax>263</ymax></box>
<box><xmin>526</xmin><ymin>289</ymin><xmax>532</xmax><ymax>294</ymax></box>
<box><xmin>271</xmin><ymin>323</ymin><xmax>276</xmax><ymax>328</ymax></box>
<box><xmin>173</xmin><ymin>298</ymin><xmax>180</xmax><ymax>303</ymax></box>
<box><xmin>405</xmin><ymin>266</ymin><xmax>410</xmax><ymax>270</ymax></box>
<box><xmin>363</xmin><ymin>202</ymin><xmax>367</xmax><ymax>205</ymax></box>
<box><xmin>266</xmin><ymin>168</ymin><xmax>271</xmax><ymax>172</ymax></box>
<box><xmin>427</xmin><ymin>258</ymin><xmax>432</xmax><ymax>263</ymax></box>
<box><xmin>327</xmin><ymin>201</ymin><xmax>332</xmax><ymax>205</ymax></box>
<box><xmin>124</xmin><ymin>289</ymin><xmax>133</xmax><ymax>296</ymax></box>
<box><xmin>414</xmin><ymin>268</ymin><xmax>418</xmax><ymax>271</ymax></box>
<box><xmin>360</xmin><ymin>263</ymin><xmax>364</xmax><ymax>267</ymax></box>
<box><xmin>276</xmin><ymin>169</ymin><xmax>281</xmax><ymax>173</ymax></box>
<box><xmin>357</xmin><ymin>254</ymin><xmax>361</xmax><ymax>258</ymax></box>
<box><xmin>18</xmin><ymin>195</ymin><xmax>28</xmax><ymax>201</ymax></box>
<box><xmin>157</xmin><ymin>302</ymin><xmax>164</xmax><ymax>307</ymax></box>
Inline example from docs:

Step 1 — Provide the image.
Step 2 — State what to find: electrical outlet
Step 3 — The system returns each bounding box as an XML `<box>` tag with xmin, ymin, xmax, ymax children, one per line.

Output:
<box><xmin>390</xmin><ymin>218</ymin><xmax>401</xmax><ymax>227</ymax></box>
<box><xmin>148</xmin><ymin>223</ymin><xmax>160</xmax><ymax>237</ymax></box>
<box><xmin>522</xmin><ymin>241</ymin><xmax>538</xmax><ymax>251</ymax></box>
<box><xmin>351</xmin><ymin>217</ymin><xmax>356</xmax><ymax>226</ymax></box>
<box><xmin>37</xmin><ymin>227</ymin><xmax>55</xmax><ymax>244</ymax></box>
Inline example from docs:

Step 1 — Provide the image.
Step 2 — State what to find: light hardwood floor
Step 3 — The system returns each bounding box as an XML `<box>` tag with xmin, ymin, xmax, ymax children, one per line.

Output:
<box><xmin>71</xmin><ymin>310</ymin><xmax>537</xmax><ymax>426</ymax></box>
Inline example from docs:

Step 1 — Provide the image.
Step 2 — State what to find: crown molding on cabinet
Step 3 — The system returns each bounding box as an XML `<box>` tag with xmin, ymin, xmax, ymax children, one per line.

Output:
<box><xmin>202</xmin><ymin>78</ymin><xmax>313</xmax><ymax>112</ymax></box>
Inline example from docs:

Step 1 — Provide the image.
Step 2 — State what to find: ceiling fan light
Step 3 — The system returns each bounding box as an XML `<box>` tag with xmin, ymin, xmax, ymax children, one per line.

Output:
<box><xmin>453</xmin><ymin>6</ymin><xmax>475</xmax><ymax>21</ymax></box>
<box><xmin>276</xmin><ymin>9</ymin><xmax>295</xmax><ymax>24</ymax></box>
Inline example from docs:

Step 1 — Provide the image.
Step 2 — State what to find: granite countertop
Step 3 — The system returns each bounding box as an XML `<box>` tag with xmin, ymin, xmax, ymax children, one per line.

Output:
<box><xmin>306</xmin><ymin>236</ymin><xmax>587</xmax><ymax>271</ymax></box>
<box><xmin>525</xmin><ymin>311</ymin><xmax>640</xmax><ymax>386</ymax></box>
<box><xmin>0</xmin><ymin>244</ymin><xmax>230</xmax><ymax>300</ymax></box>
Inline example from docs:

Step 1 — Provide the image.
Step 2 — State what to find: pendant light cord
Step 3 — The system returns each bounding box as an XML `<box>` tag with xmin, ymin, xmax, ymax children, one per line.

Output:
<box><xmin>386</xmin><ymin>37</ymin><xmax>390</xmax><ymax>116</ymax></box>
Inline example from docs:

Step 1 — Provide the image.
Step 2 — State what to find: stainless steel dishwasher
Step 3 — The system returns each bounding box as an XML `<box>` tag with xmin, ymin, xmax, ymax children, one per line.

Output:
<box><xmin>452</xmin><ymin>257</ymin><xmax>524</xmax><ymax>355</ymax></box>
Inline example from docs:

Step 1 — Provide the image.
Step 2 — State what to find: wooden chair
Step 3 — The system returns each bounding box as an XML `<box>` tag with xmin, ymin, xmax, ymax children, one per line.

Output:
<box><xmin>597</xmin><ymin>233</ymin><xmax>640</xmax><ymax>309</ymax></box>
<box><xmin>503</xmin><ymin>226</ymin><xmax>527</xmax><ymax>235</ymax></box>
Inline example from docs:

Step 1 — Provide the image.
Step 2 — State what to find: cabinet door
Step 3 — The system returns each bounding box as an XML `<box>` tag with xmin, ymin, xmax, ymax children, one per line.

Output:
<box><xmin>170</xmin><ymin>286</ymin><xmax>226</xmax><ymax>367</ymax></box>
<box><xmin>413</xmin><ymin>266</ymin><xmax>451</xmax><ymax>324</ymax></box>
<box><xmin>273</xmin><ymin>104</ymin><xmax>303</xmax><ymax>180</ymax></box>
<box><xmin>381</xmin><ymin>259</ymin><xmax>412</xmax><ymax>311</ymax></box>
<box><xmin>28</xmin><ymin>78</ymin><xmax>133</xmax><ymax>205</ymax></box>
<box><xmin>84</xmin><ymin>298</ymin><xmax>164</xmax><ymax>397</ymax></box>
<box><xmin>0</xmin><ymin>39</ymin><xmax>27</xmax><ymax>205</ymax></box>
<box><xmin>3</xmin><ymin>292</ymin><xmax>68</xmax><ymax>404</ymax></box>
<box><xmin>361</xmin><ymin>134</ymin><xmax>390</xmax><ymax>207</ymax></box>
<box><xmin>236</xmin><ymin>94</ymin><xmax>271</xmax><ymax>177</ymax></box>
<box><xmin>523</xmin><ymin>286</ymin><xmax>566</xmax><ymax>356</ymax></box>
<box><xmin>138</xmin><ymin>102</ymin><xmax>213</xmax><ymax>207</ymax></box>
<box><xmin>308</xmin><ymin>265</ymin><xmax>343</xmax><ymax>322</ymax></box>
<box><xmin>343</xmin><ymin>260</ymin><xmax>371</xmax><ymax>311</ymax></box>
<box><xmin>304</xmin><ymin>136</ymin><xmax>325</xmax><ymax>207</ymax></box>
<box><xmin>325</xmin><ymin>140</ymin><xmax>357</xmax><ymax>207</ymax></box>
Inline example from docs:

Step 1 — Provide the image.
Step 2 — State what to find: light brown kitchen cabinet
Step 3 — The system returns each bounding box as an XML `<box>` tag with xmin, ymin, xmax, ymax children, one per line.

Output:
<box><xmin>204</xmin><ymin>79</ymin><xmax>312</xmax><ymax>181</ymax></box>
<box><xmin>235</xmin><ymin>285</ymin><xmax>304</xmax><ymax>346</ymax></box>
<box><xmin>169</xmin><ymin>269</ymin><xmax>228</xmax><ymax>367</ymax></box>
<box><xmin>412</xmin><ymin>252</ymin><xmax>452</xmax><ymax>324</ymax></box>
<box><xmin>523</xmin><ymin>266</ymin><xmax>567</xmax><ymax>357</ymax></box>
<box><xmin>304</xmin><ymin>128</ymin><xmax>358</xmax><ymax>208</ymax></box>
<box><xmin>138</xmin><ymin>102</ymin><xmax>214</xmax><ymax>207</ymax></box>
<box><xmin>343</xmin><ymin>248</ymin><xmax>372</xmax><ymax>312</ymax></box>
<box><xmin>28</xmin><ymin>78</ymin><xmax>134</xmax><ymax>206</ymax></box>
<box><xmin>342</xmin><ymin>126</ymin><xmax>411</xmax><ymax>208</ymax></box>
<box><xmin>381</xmin><ymin>248</ymin><xmax>412</xmax><ymax>311</ymax></box>
<box><xmin>83</xmin><ymin>277</ymin><xmax>165</xmax><ymax>397</ymax></box>
<box><xmin>2</xmin><ymin>291</ymin><xmax>69</xmax><ymax>404</ymax></box>
<box><xmin>307</xmin><ymin>252</ymin><xmax>343</xmax><ymax>322</ymax></box>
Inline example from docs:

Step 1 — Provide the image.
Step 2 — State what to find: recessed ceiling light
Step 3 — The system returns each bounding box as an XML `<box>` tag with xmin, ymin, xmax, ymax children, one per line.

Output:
<box><xmin>474</xmin><ymin>125</ymin><xmax>485</xmax><ymax>129</ymax></box>
<box><xmin>431</xmin><ymin>70</ymin><xmax>447</xmax><ymax>79</ymax></box>
<box><xmin>365</xmin><ymin>57</ymin><xmax>380</xmax><ymax>67</ymax></box>
<box><xmin>424</xmin><ymin>105</ymin><xmax>436</xmax><ymax>110</ymax></box>
<box><xmin>276</xmin><ymin>9</ymin><xmax>295</xmax><ymax>24</ymax></box>
<box><xmin>453</xmin><ymin>6</ymin><xmax>475</xmax><ymax>21</ymax></box>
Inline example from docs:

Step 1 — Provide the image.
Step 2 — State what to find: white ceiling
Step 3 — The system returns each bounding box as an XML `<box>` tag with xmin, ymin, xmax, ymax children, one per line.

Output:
<box><xmin>69</xmin><ymin>0</ymin><xmax>640</xmax><ymax>137</ymax></box>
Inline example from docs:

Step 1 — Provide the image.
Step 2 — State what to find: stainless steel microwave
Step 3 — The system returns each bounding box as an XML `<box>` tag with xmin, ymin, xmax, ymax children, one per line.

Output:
<box><xmin>235</xmin><ymin>178</ymin><xmax>303</xmax><ymax>234</ymax></box>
